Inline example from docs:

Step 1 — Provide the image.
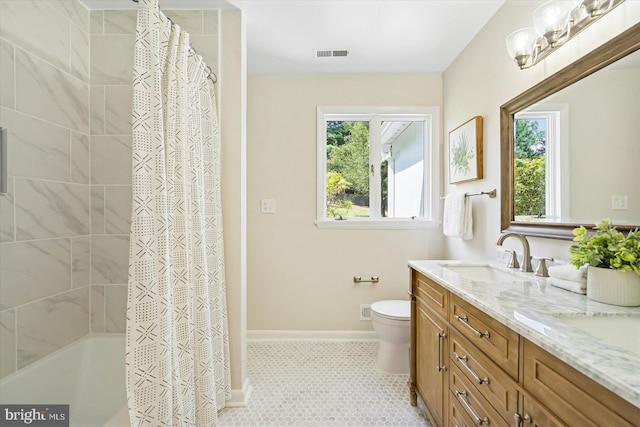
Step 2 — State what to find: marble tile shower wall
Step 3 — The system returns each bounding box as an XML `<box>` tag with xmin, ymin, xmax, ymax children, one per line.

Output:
<box><xmin>87</xmin><ymin>9</ymin><xmax>219</xmax><ymax>336</ymax></box>
<box><xmin>0</xmin><ymin>0</ymin><xmax>91</xmax><ymax>379</ymax></box>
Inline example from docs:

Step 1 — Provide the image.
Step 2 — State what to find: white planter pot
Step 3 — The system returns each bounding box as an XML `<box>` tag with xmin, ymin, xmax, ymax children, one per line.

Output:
<box><xmin>587</xmin><ymin>266</ymin><xmax>640</xmax><ymax>307</ymax></box>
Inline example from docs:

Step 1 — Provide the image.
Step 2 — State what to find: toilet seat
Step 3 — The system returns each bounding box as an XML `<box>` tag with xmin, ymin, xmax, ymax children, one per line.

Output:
<box><xmin>371</xmin><ymin>300</ymin><xmax>410</xmax><ymax>321</ymax></box>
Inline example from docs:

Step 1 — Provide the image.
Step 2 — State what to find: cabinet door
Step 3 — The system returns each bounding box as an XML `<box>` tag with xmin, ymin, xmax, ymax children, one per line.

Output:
<box><xmin>416</xmin><ymin>298</ymin><xmax>448</xmax><ymax>427</ymax></box>
<box><xmin>520</xmin><ymin>394</ymin><xmax>567</xmax><ymax>427</ymax></box>
<box><xmin>523</xmin><ymin>339</ymin><xmax>640</xmax><ymax>426</ymax></box>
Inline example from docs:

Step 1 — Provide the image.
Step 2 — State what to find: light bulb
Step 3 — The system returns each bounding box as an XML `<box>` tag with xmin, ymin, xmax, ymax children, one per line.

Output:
<box><xmin>506</xmin><ymin>28</ymin><xmax>538</xmax><ymax>68</ymax></box>
<box><xmin>533</xmin><ymin>0</ymin><xmax>574</xmax><ymax>46</ymax></box>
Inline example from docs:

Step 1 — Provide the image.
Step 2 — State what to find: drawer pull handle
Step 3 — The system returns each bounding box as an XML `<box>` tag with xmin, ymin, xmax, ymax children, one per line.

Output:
<box><xmin>455</xmin><ymin>315</ymin><xmax>490</xmax><ymax>339</ymax></box>
<box><xmin>455</xmin><ymin>353</ymin><xmax>490</xmax><ymax>385</ymax></box>
<box><xmin>436</xmin><ymin>332</ymin><xmax>447</xmax><ymax>372</ymax></box>
<box><xmin>455</xmin><ymin>390</ymin><xmax>490</xmax><ymax>425</ymax></box>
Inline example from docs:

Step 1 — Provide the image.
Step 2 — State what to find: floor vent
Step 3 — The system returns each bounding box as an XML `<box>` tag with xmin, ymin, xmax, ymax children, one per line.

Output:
<box><xmin>360</xmin><ymin>304</ymin><xmax>372</xmax><ymax>320</ymax></box>
<box><xmin>314</xmin><ymin>49</ymin><xmax>350</xmax><ymax>58</ymax></box>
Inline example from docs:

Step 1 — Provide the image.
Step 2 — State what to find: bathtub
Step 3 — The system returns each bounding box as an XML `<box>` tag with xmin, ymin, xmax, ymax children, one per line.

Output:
<box><xmin>0</xmin><ymin>334</ymin><xmax>127</xmax><ymax>427</ymax></box>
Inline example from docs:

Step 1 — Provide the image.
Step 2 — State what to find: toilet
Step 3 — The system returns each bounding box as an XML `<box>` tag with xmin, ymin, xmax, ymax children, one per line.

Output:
<box><xmin>370</xmin><ymin>300</ymin><xmax>411</xmax><ymax>374</ymax></box>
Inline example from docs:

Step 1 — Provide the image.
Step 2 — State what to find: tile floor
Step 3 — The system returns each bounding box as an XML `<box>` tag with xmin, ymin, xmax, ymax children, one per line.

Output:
<box><xmin>217</xmin><ymin>341</ymin><xmax>432</xmax><ymax>427</ymax></box>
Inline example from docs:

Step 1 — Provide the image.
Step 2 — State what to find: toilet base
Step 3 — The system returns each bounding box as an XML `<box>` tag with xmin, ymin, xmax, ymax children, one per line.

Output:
<box><xmin>376</xmin><ymin>341</ymin><xmax>409</xmax><ymax>374</ymax></box>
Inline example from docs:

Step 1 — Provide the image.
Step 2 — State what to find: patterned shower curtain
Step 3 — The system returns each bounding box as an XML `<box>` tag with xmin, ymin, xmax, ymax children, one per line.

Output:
<box><xmin>126</xmin><ymin>0</ymin><xmax>230</xmax><ymax>425</ymax></box>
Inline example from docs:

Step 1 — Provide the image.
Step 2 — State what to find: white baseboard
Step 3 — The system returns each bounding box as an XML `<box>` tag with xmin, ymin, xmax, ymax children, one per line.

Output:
<box><xmin>247</xmin><ymin>330</ymin><xmax>379</xmax><ymax>342</ymax></box>
<box><xmin>225</xmin><ymin>378</ymin><xmax>253</xmax><ymax>408</ymax></box>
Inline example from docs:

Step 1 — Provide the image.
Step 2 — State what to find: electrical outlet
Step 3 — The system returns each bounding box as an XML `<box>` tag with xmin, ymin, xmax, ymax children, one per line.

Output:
<box><xmin>260</xmin><ymin>199</ymin><xmax>276</xmax><ymax>214</ymax></box>
<box><xmin>612</xmin><ymin>195</ymin><xmax>628</xmax><ymax>210</ymax></box>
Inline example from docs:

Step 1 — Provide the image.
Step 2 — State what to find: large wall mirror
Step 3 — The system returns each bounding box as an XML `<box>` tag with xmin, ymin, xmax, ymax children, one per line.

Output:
<box><xmin>501</xmin><ymin>22</ymin><xmax>640</xmax><ymax>240</ymax></box>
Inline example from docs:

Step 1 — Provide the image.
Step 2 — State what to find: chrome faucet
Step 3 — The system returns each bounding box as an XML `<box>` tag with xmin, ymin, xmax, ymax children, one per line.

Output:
<box><xmin>496</xmin><ymin>232</ymin><xmax>533</xmax><ymax>273</ymax></box>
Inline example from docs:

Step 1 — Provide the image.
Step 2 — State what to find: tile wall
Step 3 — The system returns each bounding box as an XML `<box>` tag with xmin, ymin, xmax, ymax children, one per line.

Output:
<box><xmin>0</xmin><ymin>3</ymin><xmax>220</xmax><ymax>379</ymax></box>
<box><xmin>87</xmin><ymin>9</ymin><xmax>135</xmax><ymax>336</ymax></box>
<box><xmin>0</xmin><ymin>0</ymin><xmax>91</xmax><ymax>378</ymax></box>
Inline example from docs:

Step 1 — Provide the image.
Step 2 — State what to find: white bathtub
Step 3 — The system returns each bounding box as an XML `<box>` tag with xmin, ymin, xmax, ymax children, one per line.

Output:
<box><xmin>0</xmin><ymin>334</ymin><xmax>127</xmax><ymax>427</ymax></box>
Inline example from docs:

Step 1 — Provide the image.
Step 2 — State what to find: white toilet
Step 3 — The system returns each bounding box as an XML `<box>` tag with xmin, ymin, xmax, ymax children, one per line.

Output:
<box><xmin>370</xmin><ymin>300</ymin><xmax>411</xmax><ymax>374</ymax></box>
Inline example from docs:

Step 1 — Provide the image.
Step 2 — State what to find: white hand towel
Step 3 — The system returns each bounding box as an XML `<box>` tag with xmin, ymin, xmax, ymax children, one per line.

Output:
<box><xmin>548</xmin><ymin>264</ymin><xmax>587</xmax><ymax>283</ymax></box>
<box><xmin>443</xmin><ymin>192</ymin><xmax>473</xmax><ymax>240</ymax></box>
<box><xmin>549</xmin><ymin>277</ymin><xmax>587</xmax><ymax>295</ymax></box>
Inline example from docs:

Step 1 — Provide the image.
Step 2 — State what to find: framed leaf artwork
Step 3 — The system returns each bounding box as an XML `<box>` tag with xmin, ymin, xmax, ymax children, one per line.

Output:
<box><xmin>448</xmin><ymin>116</ymin><xmax>483</xmax><ymax>184</ymax></box>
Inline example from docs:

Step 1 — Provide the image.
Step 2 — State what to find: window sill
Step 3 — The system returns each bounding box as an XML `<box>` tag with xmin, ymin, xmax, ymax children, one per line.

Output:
<box><xmin>315</xmin><ymin>219</ymin><xmax>440</xmax><ymax>230</ymax></box>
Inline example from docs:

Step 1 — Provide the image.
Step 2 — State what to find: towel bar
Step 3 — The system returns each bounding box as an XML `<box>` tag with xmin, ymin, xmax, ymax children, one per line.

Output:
<box><xmin>441</xmin><ymin>189</ymin><xmax>496</xmax><ymax>200</ymax></box>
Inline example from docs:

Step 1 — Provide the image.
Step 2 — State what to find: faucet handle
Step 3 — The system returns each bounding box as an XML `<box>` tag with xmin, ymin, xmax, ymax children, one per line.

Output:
<box><xmin>505</xmin><ymin>249</ymin><xmax>520</xmax><ymax>269</ymax></box>
<box><xmin>533</xmin><ymin>257</ymin><xmax>554</xmax><ymax>277</ymax></box>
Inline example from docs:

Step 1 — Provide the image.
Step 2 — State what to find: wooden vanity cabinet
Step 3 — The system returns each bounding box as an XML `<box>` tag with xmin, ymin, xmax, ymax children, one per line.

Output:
<box><xmin>412</xmin><ymin>271</ymin><xmax>449</xmax><ymax>427</ymax></box>
<box><xmin>410</xmin><ymin>268</ymin><xmax>640</xmax><ymax>427</ymax></box>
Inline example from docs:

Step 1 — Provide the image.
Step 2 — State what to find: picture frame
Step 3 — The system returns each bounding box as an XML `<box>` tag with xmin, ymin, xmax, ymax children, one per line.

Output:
<box><xmin>448</xmin><ymin>116</ymin><xmax>483</xmax><ymax>184</ymax></box>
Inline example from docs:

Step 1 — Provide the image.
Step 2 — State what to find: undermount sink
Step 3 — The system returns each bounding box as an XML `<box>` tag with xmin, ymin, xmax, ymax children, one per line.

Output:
<box><xmin>438</xmin><ymin>262</ymin><xmax>530</xmax><ymax>283</ymax></box>
<box><xmin>552</xmin><ymin>313</ymin><xmax>640</xmax><ymax>357</ymax></box>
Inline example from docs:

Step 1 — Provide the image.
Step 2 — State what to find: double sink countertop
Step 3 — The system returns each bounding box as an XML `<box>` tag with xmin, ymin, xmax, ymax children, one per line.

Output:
<box><xmin>408</xmin><ymin>260</ymin><xmax>640</xmax><ymax>409</ymax></box>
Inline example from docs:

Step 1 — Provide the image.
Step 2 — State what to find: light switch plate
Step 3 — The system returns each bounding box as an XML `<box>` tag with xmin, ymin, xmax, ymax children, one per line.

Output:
<box><xmin>612</xmin><ymin>195</ymin><xmax>628</xmax><ymax>210</ymax></box>
<box><xmin>261</xmin><ymin>199</ymin><xmax>276</xmax><ymax>214</ymax></box>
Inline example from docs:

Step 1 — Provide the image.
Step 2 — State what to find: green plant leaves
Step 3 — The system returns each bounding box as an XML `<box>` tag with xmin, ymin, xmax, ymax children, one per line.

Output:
<box><xmin>569</xmin><ymin>219</ymin><xmax>640</xmax><ymax>275</ymax></box>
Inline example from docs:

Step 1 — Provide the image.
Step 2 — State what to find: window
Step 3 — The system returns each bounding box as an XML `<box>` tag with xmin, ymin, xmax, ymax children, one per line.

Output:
<box><xmin>316</xmin><ymin>107</ymin><xmax>440</xmax><ymax>229</ymax></box>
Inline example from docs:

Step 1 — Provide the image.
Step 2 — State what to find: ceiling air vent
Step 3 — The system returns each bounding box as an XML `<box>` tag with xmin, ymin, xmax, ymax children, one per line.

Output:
<box><xmin>314</xmin><ymin>49</ymin><xmax>350</xmax><ymax>58</ymax></box>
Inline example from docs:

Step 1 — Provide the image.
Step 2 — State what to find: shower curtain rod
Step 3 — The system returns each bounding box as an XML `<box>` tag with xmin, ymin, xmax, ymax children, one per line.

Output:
<box><xmin>131</xmin><ymin>0</ymin><xmax>218</xmax><ymax>84</ymax></box>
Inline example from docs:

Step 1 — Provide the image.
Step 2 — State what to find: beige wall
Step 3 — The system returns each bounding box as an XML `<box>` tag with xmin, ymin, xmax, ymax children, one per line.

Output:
<box><xmin>442</xmin><ymin>0</ymin><xmax>640</xmax><ymax>262</ymax></box>
<box><xmin>247</xmin><ymin>74</ymin><xmax>445</xmax><ymax>332</ymax></box>
<box><xmin>0</xmin><ymin>0</ymin><xmax>91</xmax><ymax>378</ymax></box>
<box><xmin>542</xmin><ymin>68</ymin><xmax>639</xmax><ymax>224</ymax></box>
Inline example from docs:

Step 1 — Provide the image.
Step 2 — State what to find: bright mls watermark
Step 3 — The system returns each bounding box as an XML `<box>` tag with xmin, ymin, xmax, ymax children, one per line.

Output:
<box><xmin>0</xmin><ymin>405</ymin><xmax>69</xmax><ymax>426</ymax></box>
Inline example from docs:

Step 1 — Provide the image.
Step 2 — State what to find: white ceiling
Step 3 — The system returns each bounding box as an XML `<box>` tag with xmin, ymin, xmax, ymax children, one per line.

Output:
<box><xmin>81</xmin><ymin>0</ymin><xmax>506</xmax><ymax>74</ymax></box>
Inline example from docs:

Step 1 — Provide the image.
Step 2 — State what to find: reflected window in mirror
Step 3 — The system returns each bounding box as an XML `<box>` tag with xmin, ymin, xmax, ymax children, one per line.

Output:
<box><xmin>514</xmin><ymin>108</ymin><xmax>568</xmax><ymax>223</ymax></box>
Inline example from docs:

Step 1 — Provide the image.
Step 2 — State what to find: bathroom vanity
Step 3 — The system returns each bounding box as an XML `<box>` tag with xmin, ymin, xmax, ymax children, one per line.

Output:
<box><xmin>408</xmin><ymin>261</ymin><xmax>640</xmax><ymax>427</ymax></box>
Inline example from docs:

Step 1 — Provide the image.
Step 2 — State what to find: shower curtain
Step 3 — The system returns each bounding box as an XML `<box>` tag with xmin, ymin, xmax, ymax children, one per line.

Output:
<box><xmin>126</xmin><ymin>0</ymin><xmax>230</xmax><ymax>425</ymax></box>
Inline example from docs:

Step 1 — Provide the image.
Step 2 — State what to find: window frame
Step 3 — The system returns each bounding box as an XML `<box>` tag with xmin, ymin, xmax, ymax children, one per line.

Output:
<box><xmin>316</xmin><ymin>106</ymin><xmax>440</xmax><ymax>230</ymax></box>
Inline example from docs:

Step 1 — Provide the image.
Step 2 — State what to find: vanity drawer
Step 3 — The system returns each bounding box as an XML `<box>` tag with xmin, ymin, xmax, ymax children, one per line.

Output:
<box><xmin>449</xmin><ymin>294</ymin><xmax>519</xmax><ymax>379</ymax></box>
<box><xmin>523</xmin><ymin>339</ymin><xmax>640</xmax><ymax>427</ymax></box>
<box><xmin>449</xmin><ymin>329</ymin><xmax>518</xmax><ymax>422</ymax></box>
<box><xmin>449</xmin><ymin>365</ymin><xmax>510</xmax><ymax>427</ymax></box>
<box><xmin>413</xmin><ymin>271</ymin><xmax>448</xmax><ymax>320</ymax></box>
<box><xmin>449</xmin><ymin>389</ymin><xmax>476</xmax><ymax>427</ymax></box>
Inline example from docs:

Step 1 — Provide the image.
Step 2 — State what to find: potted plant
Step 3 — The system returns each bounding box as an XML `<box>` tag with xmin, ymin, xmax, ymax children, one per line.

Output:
<box><xmin>569</xmin><ymin>219</ymin><xmax>640</xmax><ymax>306</ymax></box>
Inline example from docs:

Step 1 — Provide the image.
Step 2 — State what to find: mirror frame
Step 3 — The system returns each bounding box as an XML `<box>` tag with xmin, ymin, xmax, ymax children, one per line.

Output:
<box><xmin>500</xmin><ymin>22</ymin><xmax>640</xmax><ymax>240</ymax></box>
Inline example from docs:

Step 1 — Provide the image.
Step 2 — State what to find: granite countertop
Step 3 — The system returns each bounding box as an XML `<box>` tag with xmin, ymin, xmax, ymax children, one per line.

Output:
<box><xmin>408</xmin><ymin>259</ymin><xmax>640</xmax><ymax>409</ymax></box>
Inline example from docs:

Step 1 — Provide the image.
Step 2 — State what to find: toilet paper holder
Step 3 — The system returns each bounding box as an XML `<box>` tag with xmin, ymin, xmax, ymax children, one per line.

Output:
<box><xmin>353</xmin><ymin>276</ymin><xmax>379</xmax><ymax>283</ymax></box>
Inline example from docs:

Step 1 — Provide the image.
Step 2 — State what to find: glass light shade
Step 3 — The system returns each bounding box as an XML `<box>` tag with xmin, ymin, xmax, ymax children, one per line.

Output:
<box><xmin>533</xmin><ymin>0</ymin><xmax>574</xmax><ymax>45</ymax></box>
<box><xmin>506</xmin><ymin>27</ymin><xmax>538</xmax><ymax>68</ymax></box>
<box><xmin>582</xmin><ymin>0</ymin><xmax>613</xmax><ymax>16</ymax></box>
<box><xmin>570</xmin><ymin>2</ymin><xmax>589</xmax><ymax>24</ymax></box>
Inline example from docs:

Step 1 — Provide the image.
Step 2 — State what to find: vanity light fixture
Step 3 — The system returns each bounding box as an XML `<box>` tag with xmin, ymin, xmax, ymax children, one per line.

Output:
<box><xmin>506</xmin><ymin>0</ymin><xmax>624</xmax><ymax>69</ymax></box>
